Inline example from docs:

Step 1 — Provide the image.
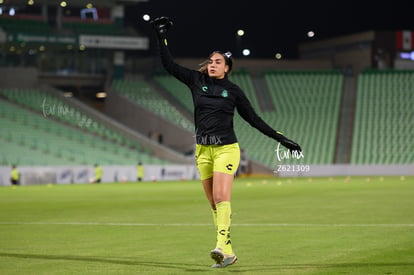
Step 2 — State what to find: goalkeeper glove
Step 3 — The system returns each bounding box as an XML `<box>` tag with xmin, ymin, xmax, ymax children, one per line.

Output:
<box><xmin>275</xmin><ymin>131</ymin><xmax>302</xmax><ymax>153</ymax></box>
<box><xmin>150</xmin><ymin>16</ymin><xmax>173</xmax><ymax>38</ymax></box>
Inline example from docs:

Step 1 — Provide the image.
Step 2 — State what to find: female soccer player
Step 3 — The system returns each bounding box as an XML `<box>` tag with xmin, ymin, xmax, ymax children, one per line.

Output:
<box><xmin>151</xmin><ymin>17</ymin><xmax>301</xmax><ymax>268</ymax></box>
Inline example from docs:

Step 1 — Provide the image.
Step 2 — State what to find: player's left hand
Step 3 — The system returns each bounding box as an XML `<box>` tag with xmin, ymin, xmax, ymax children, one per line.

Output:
<box><xmin>150</xmin><ymin>16</ymin><xmax>173</xmax><ymax>37</ymax></box>
<box><xmin>275</xmin><ymin>131</ymin><xmax>302</xmax><ymax>153</ymax></box>
<box><xmin>280</xmin><ymin>137</ymin><xmax>302</xmax><ymax>153</ymax></box>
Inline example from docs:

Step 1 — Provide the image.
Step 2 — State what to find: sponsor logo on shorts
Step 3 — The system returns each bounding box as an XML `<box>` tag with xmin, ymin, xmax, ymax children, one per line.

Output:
<box><xmin>226</xmin><ymin>164</ymin><xmax>233</xmax><ymax>171</ymax></box>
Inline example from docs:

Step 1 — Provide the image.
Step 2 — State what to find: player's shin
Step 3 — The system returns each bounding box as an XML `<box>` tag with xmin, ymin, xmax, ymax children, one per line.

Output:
<box><xmin>215</xmin><ymin>201</ymin><xmax>233</xmax><ymax>255</ymax></box>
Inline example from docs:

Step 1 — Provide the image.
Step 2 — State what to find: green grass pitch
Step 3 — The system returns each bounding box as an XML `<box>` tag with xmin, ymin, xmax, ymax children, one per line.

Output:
<box><xmin>1</xmin><ymin>176</ymin><xmax>413</xmax><ymax>274</ymax></box>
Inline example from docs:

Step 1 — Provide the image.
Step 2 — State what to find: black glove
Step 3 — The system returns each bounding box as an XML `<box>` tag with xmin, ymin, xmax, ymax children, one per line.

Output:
<box><xmin>275</xmin><ymin>131</ymin><xmax>302</xmax><ymax>153</ymax></box>
<box><xmin>150</xmin><ymin>16</ymin><xmax>173</xmax><ymax>38</ymax></box>
<box><xmin>280</xmin><ymin>137</ymin><xmax>302</xmax><ymax>153</ymax></box>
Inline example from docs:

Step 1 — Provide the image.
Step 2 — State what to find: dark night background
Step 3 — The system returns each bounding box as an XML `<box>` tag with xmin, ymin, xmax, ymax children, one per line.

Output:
<box><xmin>124</xmin><ymin>0</ymin><xmax>414</xmax><ymax>59</ymax></box>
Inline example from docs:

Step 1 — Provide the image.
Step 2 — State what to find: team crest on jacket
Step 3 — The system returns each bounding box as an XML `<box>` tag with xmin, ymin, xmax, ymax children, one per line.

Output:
<box><xmin>221</xmin><ymin>90</ymin><xmax>228</xmax><ymax>98</ymax></box>
<box><xmin>202</xmin><ymin>85</ymin><xmax>208</xmax><ymax>92</ymax></box>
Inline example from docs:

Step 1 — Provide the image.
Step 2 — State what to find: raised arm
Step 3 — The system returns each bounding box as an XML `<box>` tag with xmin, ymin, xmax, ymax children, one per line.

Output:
<box><xmin>150</xmin><ymin>16</ymin><xmax>194</xmax><ymax>85</ymax></box>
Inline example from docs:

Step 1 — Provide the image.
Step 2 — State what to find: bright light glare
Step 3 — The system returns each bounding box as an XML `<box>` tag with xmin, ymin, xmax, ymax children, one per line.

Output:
<box><xmin>307</xmin><ymin>31</ymin><xmax>315</xmax><ymax>38</ymax></box>
<box><xmin>143</xmin><ymin>14</ymin><xmax>151</xmax><ymax>21</ymax></box>
<box><xmin>275</xmin><ymin>53</ymin><xmax>282</xmax><ymax>59</ymax></box>
<box><xmin>96</xmin><ymin>92</ymin><xmax>107</xmax><ymax>98</ymax></box>
<box><xmin>60</xmin><ymin>1</ymin><xmax>67</xmax><ymax>7</ymax></box>
<box><xmin>242</xmin><ymin>49</ymin><xmax>250</xmax><ymax>56</ymax></box>
<box><xmin>9</xmin><ymin>7</ymin><xmax>15</xmax><ymax>16</ymax></box>
<box><xmin>237</xmin><ymin>29</ymin><xmax>245</xmax><ymax>37</ymax></box>
<box><xmin>399</xmin><ymin>52</ymin><xmax>414</xmax><ymax>60</ymax></box>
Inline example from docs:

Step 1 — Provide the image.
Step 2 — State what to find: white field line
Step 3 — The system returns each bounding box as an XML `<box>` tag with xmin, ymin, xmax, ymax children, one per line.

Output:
<box><xmin>0</xmin><ymin>222</ymin><xmax>413</xmax><ymax>227</ymax></box>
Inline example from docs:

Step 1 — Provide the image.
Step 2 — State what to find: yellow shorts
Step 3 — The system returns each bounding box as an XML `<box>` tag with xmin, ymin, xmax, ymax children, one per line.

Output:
<box><xmin>195</xmin><ymin>143</ymin><xmax>240</xmax><ymax>180</ymax></box>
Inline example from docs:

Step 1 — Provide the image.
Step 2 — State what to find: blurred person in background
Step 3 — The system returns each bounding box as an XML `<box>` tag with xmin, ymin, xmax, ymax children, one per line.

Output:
<box><xmin>137</xmin><ymin>162</ymin><xmax>144</xmax><ymax>181</ymax></box>
<box><xmin>93</xmin><ymin>164</ymin><xmax>103</xmax><ymax>183</ymax></box>
<box><xmin>10</xmin><ymin>165</ymin><xmax>20</xmax><ymax>186</ymax></box>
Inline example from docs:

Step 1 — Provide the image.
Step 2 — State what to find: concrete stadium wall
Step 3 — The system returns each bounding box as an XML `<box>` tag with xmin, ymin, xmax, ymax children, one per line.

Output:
<box><xmin>0</xmin><ymin>165</ymin><xmax>199</xmax><ymax>186</ymax></box>
<box><xmin>1</xmin><ymin>164</ymin><xmax>413</xmax><ymax>186</ymax></box>
<box><xmin>276</xmin><ymin>164</ymin><xmax>414</xmax><ymax>178</ymax></box>
<box><xmin>0</xmin><ymin>67</ymin><xmax>38</xmax><ymax>89</ymax></box>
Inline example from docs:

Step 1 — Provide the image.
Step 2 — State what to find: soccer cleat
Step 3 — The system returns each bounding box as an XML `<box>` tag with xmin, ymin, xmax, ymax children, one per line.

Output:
<box><xmin>210</xmin><ymin>248</ymin><xmax>237</xmax><ymax>268</ymax></box>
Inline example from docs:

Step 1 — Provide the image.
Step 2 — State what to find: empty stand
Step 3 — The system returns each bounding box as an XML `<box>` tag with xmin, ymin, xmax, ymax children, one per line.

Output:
<box><xmin>351</xmin><ymin>70</ymin><xmax>414</xmax><ymax>164</ymax></box>
<box><xmin>234</xmin><ymin>70</ymin><xmax>343</xmax><ymax>167</ymax></box>
<box><xmin>111</xmin><ymin>79</ymin><xmax>195</xmax><ymax>131</ymax></box>
<box><xmin>0</xmin><ymin>90</ymin><xmax>166</xmax><ymax>165</ymax></box>
<box><xmin>151</xmin><ymin>70</ymin><xmax>344</xmax><ymax>168</ymax></box>
<box><xmin>153</xmin><ymin>74</ymin><xmax>194</xmax><ymax>113</ymax></box>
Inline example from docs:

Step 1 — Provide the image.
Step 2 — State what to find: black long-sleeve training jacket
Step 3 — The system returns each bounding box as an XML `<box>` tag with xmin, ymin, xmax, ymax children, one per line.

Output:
<box><xmin>157</xmin><ymin>37</ymin><xmax>284</xmax><ymax>146</ymax></box>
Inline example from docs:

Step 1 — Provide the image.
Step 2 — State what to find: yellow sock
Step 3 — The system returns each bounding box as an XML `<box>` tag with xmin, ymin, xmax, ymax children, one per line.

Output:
<box><xmin>215</xmin><ymin>201</ymin><xmax>233</xmax><ymax>255</ymax></box>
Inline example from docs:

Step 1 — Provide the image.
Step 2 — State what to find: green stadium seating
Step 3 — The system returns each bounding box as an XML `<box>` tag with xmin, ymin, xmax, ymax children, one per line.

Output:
<box><xmin>153</xmin><ymin>70</ymin><xmax>260</xmax><ymax>113</ymax></box>
<box><xmin>233</xmin><ymin>70</ymin><xmax>343</xmax><ymax>167</ymax></box>
<box><xmin>351</xmin><ymin>70</ymin><xmax>414</xmax><ymax>164</ymax></box>
<box><xmin>111</xmin><ymin>79</ymin><xmax>195</xmax><ymax>131</ymax></box>
<box><xmin>5</xmin><ymin>69</ymin><xmax>409</xmax><ymax>168</ymax></box>
<box><xmin>153</xmin><ymin>74</ymin><xmax>194</xmax><ymax>113</ymax></box>
<box><xmin>151</xmin><ymin>70</ymin><xmax>343</xmax><ymax>168</ymax></box>
<box><xmin>0</xmin><ymin>91</ymin><xmax>167</xmax><ymax>166</ymax></box>
<box><xmin>230</xmin><ymin>71</ymin><xmax>262</xmax><ymax>111</ymax></box>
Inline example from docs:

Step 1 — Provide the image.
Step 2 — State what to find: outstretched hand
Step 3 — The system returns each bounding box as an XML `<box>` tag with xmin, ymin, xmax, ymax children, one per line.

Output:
<box><xmin>150</xmin><ymin>16</ymin><xmax>173</xmax><ymax>37</ymax></box>
<box><xmin>280</xmin><ymin>137</ymin><xmax>302</xmax><ymax>153</ymax></box>
<box><xmin>275</xmin><ymin>131</ymin><xmax>302</xmax><ymax>153</ymax></box>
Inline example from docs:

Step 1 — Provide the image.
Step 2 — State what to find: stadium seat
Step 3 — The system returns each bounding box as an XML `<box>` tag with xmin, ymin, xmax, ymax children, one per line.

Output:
<box><xmin>350</xmin><ymin>70</ymin><xmax>414</xmax><ymax>164</ymax></box>
<box><xmin>0</xmin><ymin>92</ymin><xmax>167</xmax><ymax>166</ymax></box>
<box><xmin>111</xmin><ymin>79</ymin><xmax>194</xmax><ymax>131</ymax></box>
<box><xmin>233</xmin><ymin>70</ymin><xmax>343</xmax><ymax>167</ymax></box>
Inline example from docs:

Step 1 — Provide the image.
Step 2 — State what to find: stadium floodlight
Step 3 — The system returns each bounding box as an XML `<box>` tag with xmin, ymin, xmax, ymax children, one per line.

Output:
<box><xmin>143</xmin><ymin>14</ymin><xmax>150</xmax><ymax>22</ymax></box>
<box><xmin>307</xmin><ymin>31</ymin><xmax>315</xmax><ymax>38</ymax></box>
<box><xmin>96</xmin><ymin>92</ymin><xmax>107</xmax><ymax>99</ymax></box>
<box><xmin>235</xmin><ymin>29</ymin><xmax>245</xmax><ymax>58</ymax></box>
<box><xmin>242</xmin><ymin>48</ymin><xmax>250</xmax><ymax>56</ymax></box>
